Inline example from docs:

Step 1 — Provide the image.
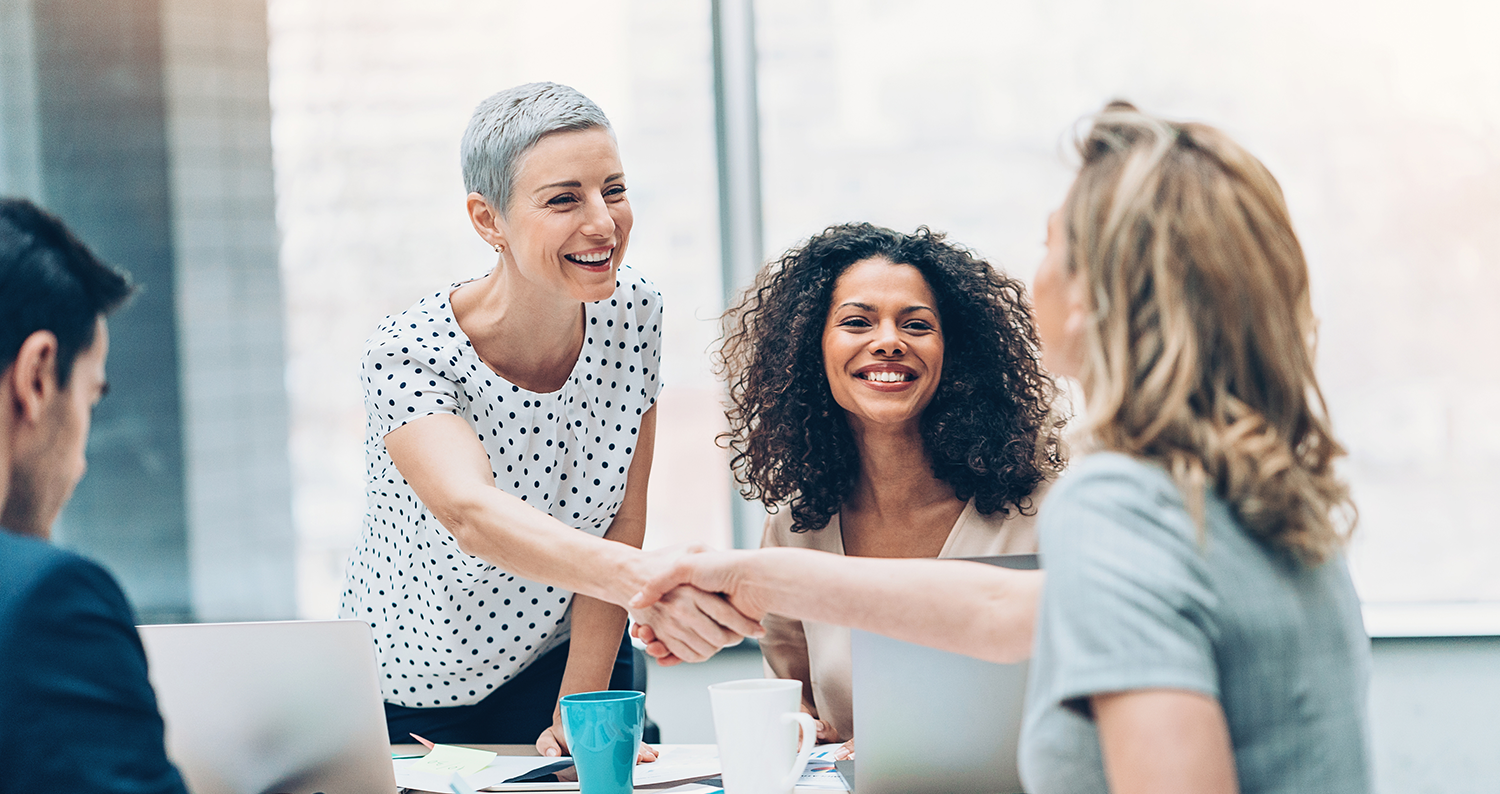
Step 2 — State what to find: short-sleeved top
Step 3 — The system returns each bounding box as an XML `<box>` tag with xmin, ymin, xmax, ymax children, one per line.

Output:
<box><xmin>338</xmin><ymin>268</ymin><xmax>662</xmax><ymax>709</ymax></box>
<box><xmin>759</xmin><ymin>495</ymin><xmax>1041</xmax><ymax>742</ymax></box>
<box><xmin>1019</xmin><ymin>452</ymin><xmax>1371</xmax><ymax>794</ymax></box>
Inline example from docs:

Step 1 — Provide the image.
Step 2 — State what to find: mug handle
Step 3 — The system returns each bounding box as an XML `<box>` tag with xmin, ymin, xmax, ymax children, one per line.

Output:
<box><xmin>779</xmin><ymin>712</ymin><xmax>820</xmax><ymax>791</ymax></box>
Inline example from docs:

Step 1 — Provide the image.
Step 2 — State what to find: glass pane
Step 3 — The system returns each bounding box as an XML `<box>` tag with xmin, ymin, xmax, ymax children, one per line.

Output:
<box><xmin>268</xmin><ymin>0</ymin><xmax>729</xmax><ymax>618</ymax></box>
<box><xmin>754</xmin><ymin>0</ymin><xmax>1500</xmax><ymax>605</ymax></box>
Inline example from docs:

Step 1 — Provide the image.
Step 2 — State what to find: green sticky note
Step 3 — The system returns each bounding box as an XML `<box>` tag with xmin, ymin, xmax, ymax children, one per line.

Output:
<box><xmin>408</xmin><ymin>743</ymin><xmax>498</xmax><ymax>776</ymax></box>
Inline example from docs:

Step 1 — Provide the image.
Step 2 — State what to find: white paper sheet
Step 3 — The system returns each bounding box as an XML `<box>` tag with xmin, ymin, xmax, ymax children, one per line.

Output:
<box><xmin>631</xmin><ymin>744</ymin><xmax>721</xmax><ymax>787</ymax></box>
<box><xmin>395</xmin><ymin>753</ymin><xmax>567</xmax><ymax>792</ymax></box>
<box><xmin>397</xmin><ymin>744</ymin><xmax>723</xmax><ymax>793</ymax></box>
<box><xmin>795</xmin><ymin>745</ymin><xmax>850</xmax><ymax>791</ymax></box>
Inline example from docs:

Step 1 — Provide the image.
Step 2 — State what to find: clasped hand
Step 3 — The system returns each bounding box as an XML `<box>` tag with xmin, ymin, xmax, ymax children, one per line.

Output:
<box><xmin>627</xmin><ymin>546</ymin><xmax>765</xmax><ymax>666</ymax></box>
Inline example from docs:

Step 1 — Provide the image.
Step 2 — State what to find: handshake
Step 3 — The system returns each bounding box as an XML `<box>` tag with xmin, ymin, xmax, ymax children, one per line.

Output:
<box><xmin>623</xmin><ymin>545</ymin><xmax>771</xmax><ymax>666</ymax></box>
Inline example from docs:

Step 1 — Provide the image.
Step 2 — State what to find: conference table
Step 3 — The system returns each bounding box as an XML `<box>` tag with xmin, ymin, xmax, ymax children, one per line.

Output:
<box><xmin>390</xmin><ymin>743</ymin><xmax>843</xmax><ymax>794</ymax></box>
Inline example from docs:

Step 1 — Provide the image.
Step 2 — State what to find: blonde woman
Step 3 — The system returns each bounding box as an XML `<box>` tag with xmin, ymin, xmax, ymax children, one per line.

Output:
<box><xmin>1017</xmin><ymin>102</ymin><xmax>1367</xmax><ymax>793</ymax></box>
<box><xmin>632</xmin><ymin>102</ymin><xmax>1369</xmax><ymax>793</ymax></box>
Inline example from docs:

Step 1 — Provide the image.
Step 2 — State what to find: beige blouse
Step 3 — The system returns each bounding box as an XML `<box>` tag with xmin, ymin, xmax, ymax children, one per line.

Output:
<box><xmin>758</xmin><ymin>497</ymin><xmax>1041</xmax><ymax>742</ymax></box>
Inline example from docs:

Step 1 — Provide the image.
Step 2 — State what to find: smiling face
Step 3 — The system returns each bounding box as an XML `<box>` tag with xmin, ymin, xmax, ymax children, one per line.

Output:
<box><xmin>821</xmin><ymin>257</ymin><xmax>945</xmax><ymax>435</ymax></box>
<box><xmin>484</xmin><ymin>127</ymin><xmax>633</xmax><ymax>303</ymax></box>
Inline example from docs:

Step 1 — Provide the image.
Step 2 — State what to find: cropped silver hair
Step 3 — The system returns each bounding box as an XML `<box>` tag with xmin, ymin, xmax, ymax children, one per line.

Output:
<box><xmin>461</xmin><ymin>82</ymin><xmax>613</xmax><ymax>214</ymax></box>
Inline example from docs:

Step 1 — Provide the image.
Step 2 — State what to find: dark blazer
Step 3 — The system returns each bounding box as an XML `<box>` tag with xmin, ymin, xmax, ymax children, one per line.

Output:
<box><xmin>0</xmin><ymin>528</ymin><xmax>188</xmax><ymax>794</ymax></box>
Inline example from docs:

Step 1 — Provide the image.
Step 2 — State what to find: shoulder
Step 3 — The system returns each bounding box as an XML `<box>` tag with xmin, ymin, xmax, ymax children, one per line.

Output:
<box><xmin>1026</xmin><ymin>455</ymin><xmax>1226</xmax><ymax>705</ymax></box>
<box><xmin>0</xmin><ymin>534</ymin><xmax>187</xmax><ymax>794</ymax></box>
<box><xmin>0</xmin><ymin>528</ymin><xmax>70</xmax><ymax>582</ymax></box>
<box><xmin>613</xmin><ymin>267</ymin><xmax>663</xmax><ymax>324</ymax></box>
<box><xmin>1036</xmin><ymin>452</ymin><xmax>1204</xmax><ymax>579</ymax></box>
<box><xmin>615</xmin><ymin>266</ymin><xmax>661</xmax><ymax>302</ymax></box>
<box><xmin>760</xmin><ymin>509</ymin><xmax>842</xmax><ymax>553</ymax></box>
<box><xmin>360</xmin><ymin>289</ymin><xmax>472</xmax><ymax>412</ymax></box>
<box><xmin>0</xmin><ymin>532</ymin><xmax>144</xmax><ymax>712</ymax></box>
<box><xmin>0</xmin><ymin>531</ymin><xmax>133</xmax><ymax>633</ymax></box>
<box><xmin>956</xmin><ymin>494</ymin><xmax>1042</xmax><ymax>556</ymax></box>
<box><xmin>1041</xmin><ymin>453</ymin><xmax>1185</xmax><ymax>533</ymax></box>
<box><xmin>761</xmin><ymin>509</ymin><xmax>796</xmax><ymax>547</ymax></box>
<box><xmin>1045</xmin><ymin>451</ymin><xmax>1179</xmax><ymax>509</ymax></box>
<box><xmin>0</xmin><ymin>532</ymin><xmax>125</xmax><ymax>613</ymax></box>
<box><xmin>363</xmin><ymin>289</ymin><xmax>461</xmax><ymax>359</ymax></box>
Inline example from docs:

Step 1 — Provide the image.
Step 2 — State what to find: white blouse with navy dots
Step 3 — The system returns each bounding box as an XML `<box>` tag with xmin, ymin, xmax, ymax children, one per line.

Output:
<box><xmin>339</xmin><ymin>268</ymin><xmax>662</xmax><ymax>709</ymax></box>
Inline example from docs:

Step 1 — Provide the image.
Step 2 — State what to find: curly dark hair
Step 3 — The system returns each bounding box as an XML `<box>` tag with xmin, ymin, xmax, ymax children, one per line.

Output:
<box><xmin>717</xmin><ymin>222</ymin><xmax>1066</xmax><ymax>533</ymax></box>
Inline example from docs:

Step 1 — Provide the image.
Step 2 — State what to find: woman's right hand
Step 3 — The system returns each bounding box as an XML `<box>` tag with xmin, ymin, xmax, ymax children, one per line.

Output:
<box><xmin>832</xmin><ymin>738</ymin><xmax>854</xmax><ymax>760</ymax></box>
<box><xmin>628</xmin><ymin>546</ymin><xmax>773</xmax><ymax>664</ymax></box>
<box><xmin>797</xmin><ymin>713</ymin><xmax>850</xmax><ymax>757</ymax></box>
<box><xmin>810</xmin><ymin>717</ymin><xmax>838</xmax><ymax>744</ymax></box>
<box><xmin>628</xmin><ymin>591</ymin><xmax>743</xmax><ymax>666</ymax></box>
<box><xmin>626</xmin><ymin>582</ymin><xmax>763</xmax><ymax>664</ymax></box>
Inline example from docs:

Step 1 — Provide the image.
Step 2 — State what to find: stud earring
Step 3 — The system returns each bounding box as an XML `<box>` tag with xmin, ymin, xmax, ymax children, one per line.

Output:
<box><xmin>493</xmin><ymin>243</ymin><xmax>503</xmax><ymax>253</ymax></box>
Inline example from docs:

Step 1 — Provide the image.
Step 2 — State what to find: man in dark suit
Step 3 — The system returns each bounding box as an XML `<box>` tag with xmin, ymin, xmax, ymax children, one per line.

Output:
<box><xmin>0</xmin><ymin>198</ymin><xmax>188</xmax><ymax>793</ymax></box>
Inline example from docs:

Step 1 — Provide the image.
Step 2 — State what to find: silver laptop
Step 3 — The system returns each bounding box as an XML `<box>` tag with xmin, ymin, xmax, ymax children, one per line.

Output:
<box><xmin>849</xmin><ymin>554</ymin><xmax>1038</xmax><ymax>794</ymax></box>
<box><xmin>138</xmin><ymin>619</ymin><xmax>398</xmax><ymax>794</ymax></box>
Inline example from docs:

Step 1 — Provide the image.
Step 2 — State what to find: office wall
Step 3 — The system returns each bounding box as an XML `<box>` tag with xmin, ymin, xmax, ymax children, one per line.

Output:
<box><xmin>0</xmin><ymin>0</ymin><xmax>42</xmax><ymax>199</ymax></box>
<box><xmin>266</xmin><ymin>0</ymin><xmax>730</xmax><ymax>617</ymax></box>
<box><xmin>27</xmin><ymin>0</ymin><xmax>194</xmax><ymax>622</ymax></box>
<box><xmin>752</xmin><ymin>0</ymin><xmax>1500</xmax><ymax>606</ymax></box>
<box><xmin>1371</xmin><ymin>636</ymin><xmax>1500</xmax><ymax>793</ymax></box>
<box><xmin>0</xmin><ymin>0</ymin><xmax>295</xmax><ymax>622</ymax></box>
<box><xmin>160</xmin><ymin>0</ymin><xmax>296</xmax><ymax>621</ymax></box>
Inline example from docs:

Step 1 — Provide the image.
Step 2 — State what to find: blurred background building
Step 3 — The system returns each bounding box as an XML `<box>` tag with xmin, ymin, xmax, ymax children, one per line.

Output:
<box><xmin>0</xmin><ymin>0</ymin><xmax>294</xmax><ymax>623</ymax></box>
<box><xmin>267</xmin><ymin>0</ymin><xmax>1500</xmax><ymax>620</ymax></box>
<box><xmin>2</xmin><ymin>0</ymin><xmax>1498</xmax><ymax>787</ymax></box>
<box><xmin>6</xmin><ymin>0</ymin><xmax>1496</xmax><ymax>621</ymax></box>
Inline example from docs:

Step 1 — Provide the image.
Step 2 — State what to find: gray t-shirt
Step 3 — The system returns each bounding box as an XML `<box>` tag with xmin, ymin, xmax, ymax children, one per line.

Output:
<box><xmin>1019</xmin><ymin>452</ymin><xmax>1371</xmax><ymax>794</ymax></box>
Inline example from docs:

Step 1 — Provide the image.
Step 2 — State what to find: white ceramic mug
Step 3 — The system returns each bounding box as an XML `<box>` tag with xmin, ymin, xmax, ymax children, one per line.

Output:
<box><xmin>708</xmin><ymin>679</ymin><xmax>818</xmax><ymax>794</ymax></box>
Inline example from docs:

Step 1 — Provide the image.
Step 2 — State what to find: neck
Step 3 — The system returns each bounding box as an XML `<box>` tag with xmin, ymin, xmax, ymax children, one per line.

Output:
<box><xmin>846</xmin><ymin>420</ymin><xmax>956</xmax><ymax>518</ymax></box>
<box><xmin>453</xmin><ymin>261</ymin><xmax>587</xmax><ymax>390</ymax></box>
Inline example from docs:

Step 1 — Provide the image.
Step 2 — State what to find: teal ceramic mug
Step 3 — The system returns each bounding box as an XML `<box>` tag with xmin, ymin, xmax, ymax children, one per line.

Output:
<box><xmin>560</xmin><ymin>690</ymin><xmax>645</xmax><ymax>794</ymax></box>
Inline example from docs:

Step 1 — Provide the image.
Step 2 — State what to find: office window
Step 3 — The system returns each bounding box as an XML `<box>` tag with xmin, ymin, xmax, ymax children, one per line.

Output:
<box><xmin>269</xmin><ymin>0</ymin><xmax>1498</xmax><ymax>618</ymax></box>
<box><xmin>754</xmin><ymin>0</ymin><xmax>1500</xmax><ymax>606</ymax></box>
<box><xmin>268</xmin><ymin>0</ymin><xmax>731</xmax><ymax>617</ymax></box>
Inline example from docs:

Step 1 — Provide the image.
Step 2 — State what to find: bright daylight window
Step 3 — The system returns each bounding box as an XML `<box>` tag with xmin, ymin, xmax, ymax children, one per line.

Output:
<box><xmin>268</xmin><ymin>1</ymin><xmax>731</xmax><ymax>616</ymax></box>
<box><xmin>753</xmin><ymin>0</ymin><xmax>1500</xmax><ymax>618</ymax></box>
<box><xmin>270</xmin><ymin>0</ymin><xmax>1500</xmax><ymax>621</ymax></box>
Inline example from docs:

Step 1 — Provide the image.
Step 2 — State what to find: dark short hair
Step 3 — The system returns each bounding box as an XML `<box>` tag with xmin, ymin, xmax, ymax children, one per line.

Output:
<box><xmin>718</xmin><ymin>222</ymin><xmax>1067</xmax><ymax>532</ymax></box>
<box><xmin>0</xmin><ymin>198</ymin><xmax>135</xmax><ymax>385</ymax></box>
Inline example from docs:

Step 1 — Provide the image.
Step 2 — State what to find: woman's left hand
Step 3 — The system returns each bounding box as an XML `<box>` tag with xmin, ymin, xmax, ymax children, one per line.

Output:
<box><xmin>629</xmin><ymin>584</ymin><xmax>761</xmax><ymax>664</ymax></box>
<box><xmin>832</xmin><ymin>738</ymin><xmax>855</xmax><ymax>760</ymax></box>
<box><xmin>535</xmin><ymin>721</ymin><xmax>660</xmax><ymax>763</ymax></box>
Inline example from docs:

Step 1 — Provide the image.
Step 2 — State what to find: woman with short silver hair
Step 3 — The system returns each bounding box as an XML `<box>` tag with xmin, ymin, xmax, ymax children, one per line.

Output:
<box><xmin>338</xmin><ymin>82</ymin><xmax>758</xmax><ymax>754</ymax></box>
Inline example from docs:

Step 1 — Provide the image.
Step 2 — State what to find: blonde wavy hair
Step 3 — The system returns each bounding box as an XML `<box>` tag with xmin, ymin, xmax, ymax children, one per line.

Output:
<box><xmin>1064</xmin><ymin>102</ymin><xmax>1354</xmax><ymax>564</ymax></box>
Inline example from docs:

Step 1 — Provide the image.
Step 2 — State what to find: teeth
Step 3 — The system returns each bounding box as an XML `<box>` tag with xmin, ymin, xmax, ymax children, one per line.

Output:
<box><xmin>568</xmin><ymin>249</ymin><xmax>611</xmax><ymax>264</ymax></box>
<box><xmin>861</xmin><ymin>371</ymin><xmax>912</xmax><ymax>383</ymax></box>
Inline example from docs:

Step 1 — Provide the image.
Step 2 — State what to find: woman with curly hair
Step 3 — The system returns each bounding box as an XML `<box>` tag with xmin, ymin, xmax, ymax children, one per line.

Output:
<box><xmin>634</xmin><ymin>103</ymin><xmax>1370</xmax><ymax>792</ymax></box>
<box><xmin>723</xmin><ymin>222</ymin><xmax>1064</xmax><ymax>750</ymax></box>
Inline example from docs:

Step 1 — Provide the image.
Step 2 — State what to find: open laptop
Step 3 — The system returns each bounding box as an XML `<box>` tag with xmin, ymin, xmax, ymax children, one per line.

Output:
<box><xmin>138</xmin><ymin>619</ymin><xmax>398</xmax><ymax>794</ymax></box>
<box><xmin>847</xmin><ymin>553</ymin><xmax>1038</xmax><ymax>794</ymax></box>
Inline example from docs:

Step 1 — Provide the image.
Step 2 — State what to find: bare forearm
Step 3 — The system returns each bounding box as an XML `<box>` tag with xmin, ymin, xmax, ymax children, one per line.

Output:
<box><xmin>740</xmin><ymin>548</ymin><xmax>1040</xmax><ymax>663</ymax></box>
<box><xmin>439</xmin><ymin>489</ymin><xmax>646</xmax><ymax>605</ymax></box>
<box><xmin>386</xmin><ymin>410</ymin><xmax>658</xmax><ymax>607</ymax></box>
<box><xmin>557</xmin><ymin>595</ymin><xmax>630</xmax><ymax>698</ymax></box>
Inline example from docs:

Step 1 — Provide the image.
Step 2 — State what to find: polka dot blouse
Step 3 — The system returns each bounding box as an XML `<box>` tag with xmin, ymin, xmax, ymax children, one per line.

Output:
<box><xmin>338</xmin><ymin>268</ymin><xmax>663</xmax><ymax>708</ymax></box>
